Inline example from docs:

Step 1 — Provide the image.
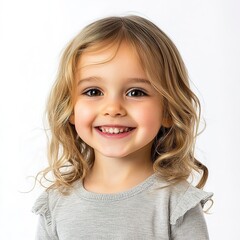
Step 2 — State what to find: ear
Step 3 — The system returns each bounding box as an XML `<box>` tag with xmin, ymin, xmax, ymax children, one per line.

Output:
<box><xmin>162</xmin><ymin>116</ymin><xmax>172</xmax><ymax>128</ymax></box>
<box><xmin>69</xmin><ymin>113</ymin><xmax>75</xmax><ymax>125</ymax></box>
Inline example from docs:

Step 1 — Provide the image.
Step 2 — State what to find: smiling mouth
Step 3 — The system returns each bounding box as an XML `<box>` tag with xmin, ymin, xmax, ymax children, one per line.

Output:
<box><xmin>96</xmin><ymin>126</ymin><xmax>135</xmax><ymax>134</ymax></box>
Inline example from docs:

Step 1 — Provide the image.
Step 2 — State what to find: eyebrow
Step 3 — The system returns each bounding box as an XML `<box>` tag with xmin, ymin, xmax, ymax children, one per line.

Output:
<box><xmin>77</xmin><ymin>77</ymin><xmax>151</xmax><ymax>86</ymax></box>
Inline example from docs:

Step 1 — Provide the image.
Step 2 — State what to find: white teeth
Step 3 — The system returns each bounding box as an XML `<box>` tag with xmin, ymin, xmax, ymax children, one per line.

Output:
<box><xmin>109</xmin><ymin>128</ymin><xmax>114</xmax><ymax>134</ymax></box>
<box><xmin>99</xmin><ymin>127</ymin><xmax>131</xmax><ymax>134</ymax></box>
<box><xmin>113</xmin><ymin>128</ymin><xmax>119</xmax><ymax>134</ymax></box>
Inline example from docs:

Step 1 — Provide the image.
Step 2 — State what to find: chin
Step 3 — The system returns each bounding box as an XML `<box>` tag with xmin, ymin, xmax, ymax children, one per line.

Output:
<box><xmin>103</xmin><ymin>153</ymin><xmax>129</xmax><ymax>158</ymax></box>
<box><xmin>98</xmin><ymin>149</ymin><xmax>131</xmax><ymax>159</ymax></box>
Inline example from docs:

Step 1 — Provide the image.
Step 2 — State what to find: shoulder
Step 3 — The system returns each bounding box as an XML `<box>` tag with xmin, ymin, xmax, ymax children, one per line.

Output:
<box><xmin>152</xmin><ymin>177</ymin><xmax>213</xmax><ymax>225</ymax></box>
<box><xmin>32</xmin><ymin>181</ymin><xmax>82</xmax><ymax>216</ymax></box>
<box><xmin>32</xmin><ymin>187</ymin><xmax>63</xmax><ymax>222</ymax></box>
<box><xmin>169</xmin><ymin>181</ymin><xmax>213</xmax><ymax>224</ymax></box>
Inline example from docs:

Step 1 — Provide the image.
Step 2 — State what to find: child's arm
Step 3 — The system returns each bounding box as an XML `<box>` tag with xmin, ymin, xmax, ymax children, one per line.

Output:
<box><xmin>171</xmin><ymin>204</ymin><xmax>210</xmax><ymax>240</ymax></box>
<box><xmin>32</xmin><ymin>191</ymin><xmax>58</xmax><ymax>240</ymax></box>
<box><xmin>35</xmin><ymin>215</ymin><xmax>53</xmax><ymax>240</ymax></box>
<box><xmin>169</xmin><ymin>182</ymin><xmax>213</xmax><ymax>240</ymax></box>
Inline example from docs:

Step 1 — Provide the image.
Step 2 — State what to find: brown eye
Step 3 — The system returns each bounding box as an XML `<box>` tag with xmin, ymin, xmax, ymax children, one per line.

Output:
<box><xmin>83</xmin><ymin>89</ymin><xmax>103</xmax><ymax>96</ymax></box>
<box><xmin>127</xmin><ymin>89</ymin><xmax>147</xmax><ymax>97</ymax></box>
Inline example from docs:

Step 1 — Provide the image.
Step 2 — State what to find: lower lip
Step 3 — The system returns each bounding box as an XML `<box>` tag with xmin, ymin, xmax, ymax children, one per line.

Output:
<box><xmin>95</xmin><ymin>128</ymin><xmax>135</xmax><ymax>139</ymax></box>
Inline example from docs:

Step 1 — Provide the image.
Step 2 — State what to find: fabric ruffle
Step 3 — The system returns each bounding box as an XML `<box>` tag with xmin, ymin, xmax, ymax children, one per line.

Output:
<box><xmin>32</xmin><ymin>191</ymin><xmax>52</xmax><ymax>226</ymax></box>
<box><xmin>170</xmin><ymin>185</ymin><xmax>213</xmax><ymax>225</ymax></box>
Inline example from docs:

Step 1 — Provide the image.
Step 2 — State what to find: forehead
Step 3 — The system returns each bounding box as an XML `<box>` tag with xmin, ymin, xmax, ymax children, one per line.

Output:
<box><xmin>74</xmin><ymin>41</ymin><xmax>162</xmax><ymax>95</ymax></box>
<box><xmin>77</xmin><ymin>41</ymin><xmax>141</xmax><ymax>70</ymax></box>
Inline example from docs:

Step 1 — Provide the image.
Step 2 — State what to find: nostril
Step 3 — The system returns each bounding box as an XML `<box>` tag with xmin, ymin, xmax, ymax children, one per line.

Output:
<box><xmin>104</xmin><ymin>112</ymin><xmax>126</xmax><ymax>117</ymax></box>
<box><xmin>104</xmin><ymin>108</ymin><xmax>127</xmax><ymax>117</ymax></box>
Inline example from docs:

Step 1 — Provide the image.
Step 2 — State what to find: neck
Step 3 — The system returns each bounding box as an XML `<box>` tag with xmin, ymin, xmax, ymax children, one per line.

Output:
<box><xmin>83</xmin><ymin>146</ymin><xmax>154</xmax><ymax>193</ymax></box>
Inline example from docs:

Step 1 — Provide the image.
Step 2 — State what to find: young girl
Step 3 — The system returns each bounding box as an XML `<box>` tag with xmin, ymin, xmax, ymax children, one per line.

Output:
<box><xmin>33</xmin><ymin>15</ymin><xmax>213</xmax><ymax>239</ymax></box>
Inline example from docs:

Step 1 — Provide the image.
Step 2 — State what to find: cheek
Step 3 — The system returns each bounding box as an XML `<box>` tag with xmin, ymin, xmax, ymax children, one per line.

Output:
<box><xmin>131</xmin><ymin>103</ymin><xmax>163</xmax><ymax>129</ymax></box>
<box><xmin>74</xmin><ymin>102</ymin><xmax>95</xmax><ymax>130</ymax></box>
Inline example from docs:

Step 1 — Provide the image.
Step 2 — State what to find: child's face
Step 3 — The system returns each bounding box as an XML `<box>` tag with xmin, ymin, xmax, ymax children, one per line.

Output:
<box><xmin>70</xmin><ymin>41</ymin><xmax>164</xmax><ymax>160</ymax></box>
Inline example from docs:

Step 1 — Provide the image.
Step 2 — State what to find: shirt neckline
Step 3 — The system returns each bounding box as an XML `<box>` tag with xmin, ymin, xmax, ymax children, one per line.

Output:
<box><xmin>76</xmin><ymin>173</ymin><xmax>158</xmax><ymax>202</ymax></box>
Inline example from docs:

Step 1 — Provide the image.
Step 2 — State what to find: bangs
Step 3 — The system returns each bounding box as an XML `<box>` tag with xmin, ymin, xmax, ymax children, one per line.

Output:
<box><xmin>73</xmin><ymin>18</ymin><xmax>164</xmax><ymax>90</ymax></box>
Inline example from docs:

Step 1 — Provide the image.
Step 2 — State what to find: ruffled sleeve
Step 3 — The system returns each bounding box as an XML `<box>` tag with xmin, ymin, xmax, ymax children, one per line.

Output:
<box><xmin>170</xmin><ymin>184</ymin><xmax>213</xmax><ymax>240</ymax></box>
<box><xmin>32</xmin><ymin>192</ymin><xmax>51</xmax><ymax>224</ymax></box>
<box><xmin>32</xmin><ymin>191</ymin><xmax>57</xmax><ymax>240</ymax></box>
<box><xmin>170</xmin><ymin>185</ymin><xmax>213</xmax><ymax>225</ymax></box>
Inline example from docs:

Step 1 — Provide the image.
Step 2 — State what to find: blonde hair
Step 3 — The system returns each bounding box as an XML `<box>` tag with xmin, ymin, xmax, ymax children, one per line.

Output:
<box><xmin>39</xmin><ymin>15</ymin><xmax>208</xmax><ymax>190</ymax></box>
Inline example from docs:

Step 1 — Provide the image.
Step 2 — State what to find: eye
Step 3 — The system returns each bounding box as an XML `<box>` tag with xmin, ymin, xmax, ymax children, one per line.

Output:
<box><xmin>83</xmin><ymin>88</ymin><xmax>103</xmax><ymax>97</ymax></box>
<box><xmin>126</xmin><ymin>88</ymin><xmax>147</xmax><ymax>97</ymax></box>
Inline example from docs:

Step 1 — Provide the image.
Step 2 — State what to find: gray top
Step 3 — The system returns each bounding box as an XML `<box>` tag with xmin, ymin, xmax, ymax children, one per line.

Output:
<box><xmin>32</xmin><ymin>173</ymin><xmax>213</xmax><ymax>240</ymax></box>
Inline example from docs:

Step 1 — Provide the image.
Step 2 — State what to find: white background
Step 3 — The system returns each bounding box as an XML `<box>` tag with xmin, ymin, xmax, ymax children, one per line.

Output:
<box><xmin>0</xmin><ymin>0</ymin><xmax>239</xmax><ymax>239</ymax></box>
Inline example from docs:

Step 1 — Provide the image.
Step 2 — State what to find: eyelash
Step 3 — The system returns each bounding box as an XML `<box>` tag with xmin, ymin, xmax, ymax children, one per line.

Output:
<box><xmin>82</xmin><ymin>88</ymin><xmax>148</xmax><ymax>97</ymax></box>
<box><xmin>126</xmin><ymin>88</ymin><xmax>148</xmax><ymax>97</ymax></box>
<box><xmin>82</xmin><ymin>88</ymin><xmax>103</xmax><ymax>97</ymax></box>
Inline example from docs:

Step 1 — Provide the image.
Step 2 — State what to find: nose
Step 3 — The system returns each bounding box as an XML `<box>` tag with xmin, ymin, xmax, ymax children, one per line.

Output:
<box><xmin>103</xmin><ymin>99</ymin><xmax>127</xmax><ymax>117</ymax></box>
